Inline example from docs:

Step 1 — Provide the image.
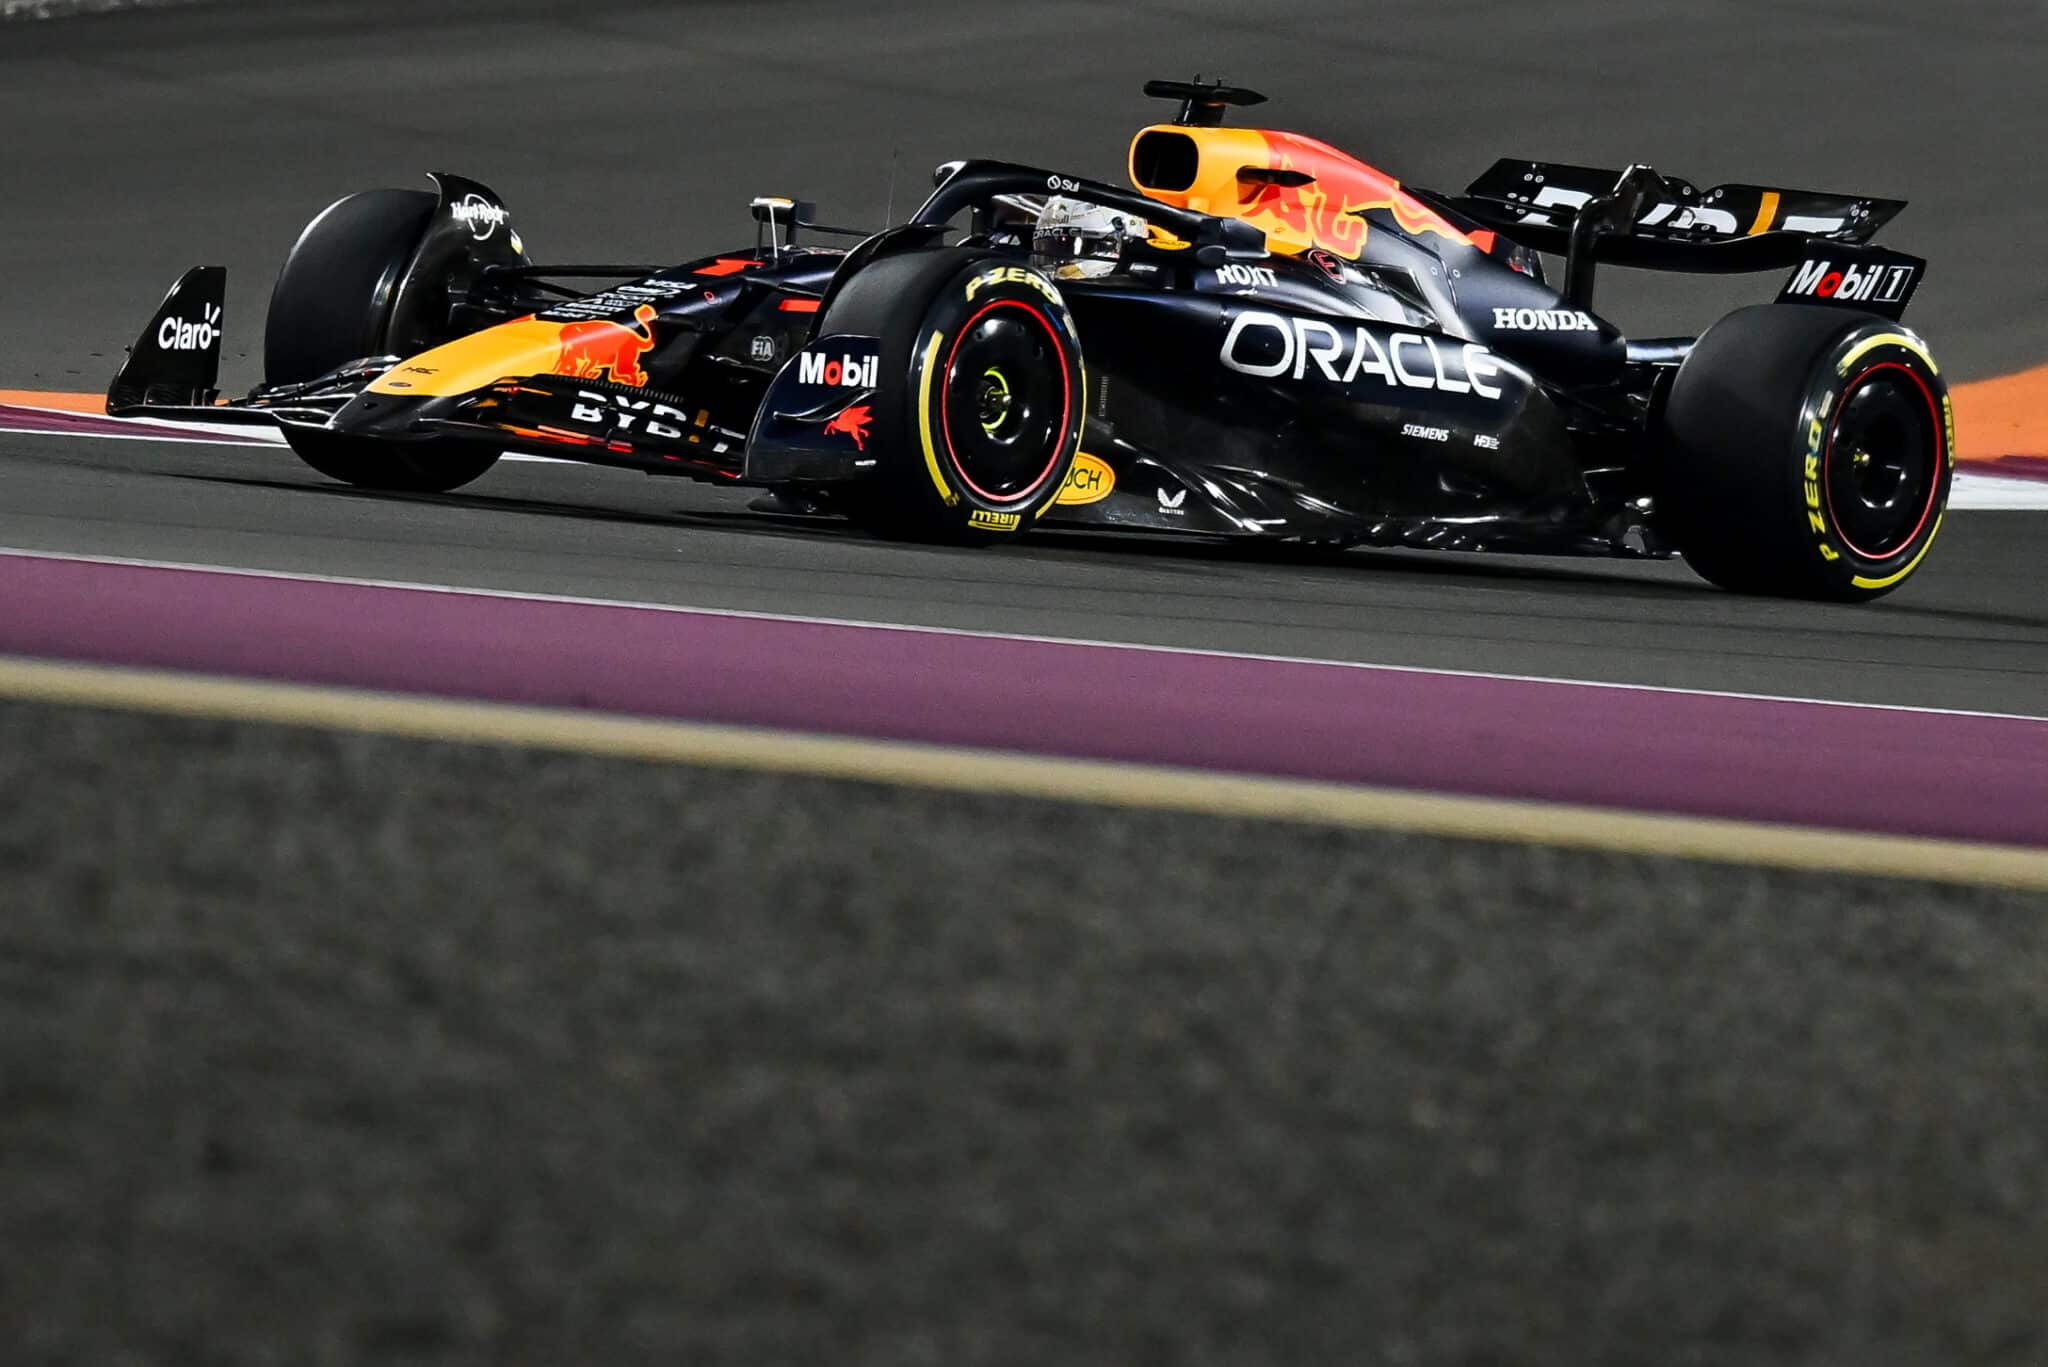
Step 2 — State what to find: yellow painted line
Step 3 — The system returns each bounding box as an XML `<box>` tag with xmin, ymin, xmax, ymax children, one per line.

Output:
<box><xmin>1</xmin><ymin>654</ymin><xmax>2045</xmax><ymax>892</ymax></box>
<box><xmin>1746</xmin><ymin>190</ymin><xmax>1781</xmax><ymax>236</ymax></box>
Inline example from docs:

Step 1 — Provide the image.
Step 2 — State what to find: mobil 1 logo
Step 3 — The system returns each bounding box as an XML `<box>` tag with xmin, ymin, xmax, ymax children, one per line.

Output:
<box><xmin>1778</xmin><ymin>244</ymin><xmax>1924</xmax><ymax>321</ymax></box>
<box><xmin>790</xmin><ymin>334</ymin><xmax>882</xmax><ymax>397</ymax></box>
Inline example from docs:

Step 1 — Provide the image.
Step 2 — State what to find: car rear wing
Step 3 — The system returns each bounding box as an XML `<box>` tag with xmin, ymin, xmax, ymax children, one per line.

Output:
<box><xmin>1444</xmin><ymin>159</ymin><xmax>1908</xmax><ymax>308</ymax></box>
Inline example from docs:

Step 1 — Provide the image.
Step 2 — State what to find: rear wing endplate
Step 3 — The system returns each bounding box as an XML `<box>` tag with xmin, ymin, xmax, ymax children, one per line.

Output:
<box><xmin>1775</xmin><ymin>241</ymin><xmax>1923</xmax><ymax>320</ymax></box>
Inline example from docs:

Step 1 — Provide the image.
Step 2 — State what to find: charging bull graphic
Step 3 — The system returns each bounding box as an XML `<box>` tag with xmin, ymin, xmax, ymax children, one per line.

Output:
<box><xmin>1242</xmin><ymin>152</ymin><xmax>1368</xmax><ymax>258</ymax></box>
<box><xmin>553</xmin><ymin>304</ymin><xmax>658</xmax><ymax>387</ymax></box>
<box><xmin>1239</xmin><ymin>132</ymin><xmax>1478</xmax><ymax>259</ymax></box>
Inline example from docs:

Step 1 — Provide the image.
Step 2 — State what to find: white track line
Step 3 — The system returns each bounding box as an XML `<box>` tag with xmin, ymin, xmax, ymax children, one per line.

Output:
<box><xmin>1952</xmin><ymin>472</ymin><xmax>2048</xmax><ymax>509</ymax></box>
<box><xmin>5</xmin><ymin>544</ymin><xmax>2044</xmax><ymax>723</ymax></box>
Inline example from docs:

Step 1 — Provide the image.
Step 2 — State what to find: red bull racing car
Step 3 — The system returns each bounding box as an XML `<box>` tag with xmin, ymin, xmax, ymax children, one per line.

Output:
<box><xmin>110</xmin><ymin>79</ymin><xmax>1951</xmax><ymax>601</ymax></box>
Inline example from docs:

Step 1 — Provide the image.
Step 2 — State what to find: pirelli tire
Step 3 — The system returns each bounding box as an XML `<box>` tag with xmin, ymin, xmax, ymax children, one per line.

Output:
<box><xmin>265</xmin><ymin>188</ymin><xmax>436</xmax><ymax>385</ymax></box>
<box><xmin>267</xmin><ymin>188</ymin><xmax>500</xmax><ymax>493</ymax></box>
<box><xmin>818</xmin><ymin>248</ymin><xmax>1085</xmax><ymax>543</ymax></box>
<box><xmin>281</xmin><ymin>428</ymin><xmax>502</xmax><ymax>495</ymax></box>
<box><xmin>1656</xmin><ymin>305</ymin><xmax>1953</xmax><ymax>602</ymax></box>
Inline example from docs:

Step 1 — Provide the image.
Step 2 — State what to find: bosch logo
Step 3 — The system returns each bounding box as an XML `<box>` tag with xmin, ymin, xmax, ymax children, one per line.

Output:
<box><xmin>451</xmin><ymin>193</ymin><xmax>509</xmax><ymax>241</ymax></box>
<box><xmin>798</xmin><ymin>350</ymin><xmax>879</xmax><ymax>389</ymax></box>
<box><xmin>157</xmin><ymin>302</ymin><xmax>220</xmax><ymax>352</ymax></box>
<box><xmin>1046</xmin><ymin>174</ymin><xmax>1081</xmax><ymax>193</ymax></box>
<box><xmin>1054</xmin><ymin>451</ymin><xmax>1115</xmax><ymax>506</ymax></box>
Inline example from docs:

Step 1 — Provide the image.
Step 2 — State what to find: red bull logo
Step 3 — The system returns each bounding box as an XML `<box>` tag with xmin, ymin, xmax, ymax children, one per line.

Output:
<box><xmin>1242</xmin><ymin>153</ymin><xmax>1368</xmax><ymax>258</ymax></box>
<box><xmin>1130</xmin><ymin>125</ymin><xmax>1485</xmax><ymax>263</ymax></box>
<box><xmin>1238</xmin><ymin>133</ymin><xmax>1474</xmax><ymax>260</ymax></box>
<box><xmin>553</xmin><ymin>303</ymin><xmax>658</xmax><ymax>387</ymax></box>
<box><xmin>822</xmin><ymin>403</ymin><xmax>872</xmax><ymax>450</ymax></box>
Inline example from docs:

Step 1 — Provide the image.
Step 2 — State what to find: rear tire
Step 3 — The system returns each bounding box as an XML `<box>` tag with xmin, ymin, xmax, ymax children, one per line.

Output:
<box><xmin>1655</xmin><ymin>305</ymin><xmax>1952</xmax><ymax>602</ymax></box>
<box><xmin>816</xmin><ymin>249</ymin><xmax>1084</xmax><ymax>542</ymax></box>
<box><xmin>267</xmin><ymin>188</ymin><xmax>499</xmax><ymax>493</ymax></box>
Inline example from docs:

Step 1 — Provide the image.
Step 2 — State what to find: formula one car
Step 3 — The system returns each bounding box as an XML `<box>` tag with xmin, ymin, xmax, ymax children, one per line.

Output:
<box><xmin>110</xmin><ymin>79</ymin><xmax>1951</xmax><ymax>601</ymax></box>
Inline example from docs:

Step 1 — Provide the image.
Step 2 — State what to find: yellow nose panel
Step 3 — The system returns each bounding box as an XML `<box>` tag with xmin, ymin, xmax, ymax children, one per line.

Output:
<box><xmin>366</xmin><ymin>319</ymin><xmax>574</xmax><ymax>398</ymax></box>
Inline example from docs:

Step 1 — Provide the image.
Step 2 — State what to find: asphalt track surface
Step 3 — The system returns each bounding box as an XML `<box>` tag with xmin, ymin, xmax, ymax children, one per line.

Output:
<box><xmin>5</xmin><ymin>3</ymin><xmax>2048</xmax><ymax>1365</ymax></box>
<box><xmin>8</xmin><ymin>431</ymin><xmax>2048</xmax><ymax>715</ymax></box>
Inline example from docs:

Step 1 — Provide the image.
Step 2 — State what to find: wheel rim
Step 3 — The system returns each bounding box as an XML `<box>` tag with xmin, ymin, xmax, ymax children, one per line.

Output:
<box><xmin>938</xmin><ymin>300</ymin><xmax>1071</xmax><ymax>504</ymax></box>
<box><xmin>978</xmin><ymin>367</ymin><xmax>1015</xmax><ymax>435</ymax></box>
<box><xmin>1823</xmin><ymin>362</ymin><xmax>1942</xmax><ymax>561</ymax></box>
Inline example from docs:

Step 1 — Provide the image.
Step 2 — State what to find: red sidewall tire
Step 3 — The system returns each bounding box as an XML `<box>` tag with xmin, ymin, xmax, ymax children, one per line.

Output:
<box><xmin>817</xmin><ymin>250</ymin><xmax>1085</xmax><ymax>543</ymax></box>
<box><xmin>1657</xmin><ymin>305</ymin><xmax>1952</xmax><ymax>602</ymax></box>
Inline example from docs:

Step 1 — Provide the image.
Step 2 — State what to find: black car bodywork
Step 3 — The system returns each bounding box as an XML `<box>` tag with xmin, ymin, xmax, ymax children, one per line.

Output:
<box><xmin>110</xmin><ymin>79</ymin><xmax>1942</xmax><ymax>579</ymax></box>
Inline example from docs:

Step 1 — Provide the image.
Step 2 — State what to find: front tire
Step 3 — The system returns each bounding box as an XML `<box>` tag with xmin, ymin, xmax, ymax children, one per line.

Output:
<box><xmin>816</xmin><ymin>249</ymin><xmax>1085</xmax><ymax>542</ymax></box>
<box><xmin>265</xmin><ymin>189</ymin><xmax>436</xmax><ymax>385</ymax></box>
<box><xmin>1656</xmin><ymin>305</ymin><xmax>1952</xmax><ymax>602</ymax></box>
<box><xmin>266</xmin><ymin>188</ymin><xmax>499</xmax><ymax>493</ymax></box>
<box><xmin>283</xmin><ymin>429</ymin><xmax>502</xmax><ymax>495</ymax></box>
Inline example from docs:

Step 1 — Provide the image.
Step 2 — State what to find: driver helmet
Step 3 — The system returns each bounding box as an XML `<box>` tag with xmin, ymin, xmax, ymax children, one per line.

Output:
<box><xmin>1032</xmin><ymin>196</ymin><xmax>1146</xmax><ymax>279</ymax></box>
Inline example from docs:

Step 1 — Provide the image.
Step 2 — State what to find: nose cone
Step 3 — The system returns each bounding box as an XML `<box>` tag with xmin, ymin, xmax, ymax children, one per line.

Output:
<box><xmin>365</xmin><ymin>317</ymin><xmax>575</xmax><ymax>399</ymax></box>
<box><xmin>330</xmin><ymin>388</ymin><xmax>449</xmax><ymax>439</ymax></box>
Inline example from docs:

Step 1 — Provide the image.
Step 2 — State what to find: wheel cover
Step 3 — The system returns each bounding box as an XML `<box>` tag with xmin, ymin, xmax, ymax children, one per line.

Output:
<box><xmin>978</xmin><ymin>367</ymin><xmax>1014</xmax><ymax>435</ymax></box>
<box><xmin>938</xmin><ymin>300</ymin><xmax>1071</xmax><ymax>504</ymax></box>
<box><xmin>1823</xmin><ymin>361</ymin><xmax>1942</xmax><ymax>561</ymax></box>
